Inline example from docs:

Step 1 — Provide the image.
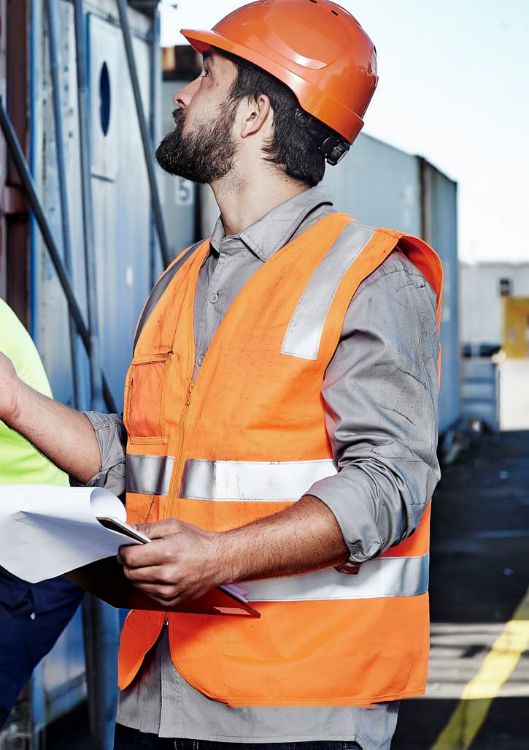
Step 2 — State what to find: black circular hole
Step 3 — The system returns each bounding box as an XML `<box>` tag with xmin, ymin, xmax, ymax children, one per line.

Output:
<box><xmin>99</xmin><ymin>62</ymin><xmax>111</xmax><ymax>136</ymax></box>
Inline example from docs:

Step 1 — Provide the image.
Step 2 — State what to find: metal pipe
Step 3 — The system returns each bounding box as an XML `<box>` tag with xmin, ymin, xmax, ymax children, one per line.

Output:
<box><xmin>116</xmin><ymin>0</ymin><xmax>171</xmax><ymax>268</ymax></box>
<box><xmin>73</xmin><ymin>0</ymin><xmax>105</xmax><ymax>414</ymax></box>
<box><xmin>0</xmin><ymin>96</ymin><xmax>117</xmax><ymax>412</ymax></box>
<box><xmin>148</xmin><ymin>5</ymin><xmax>162</xmax><ymax>287</ymax></box>
<box><xmin>45</xmin><ymin>0</ymin><xmax>85</xmax><ymax>410</ymax></box>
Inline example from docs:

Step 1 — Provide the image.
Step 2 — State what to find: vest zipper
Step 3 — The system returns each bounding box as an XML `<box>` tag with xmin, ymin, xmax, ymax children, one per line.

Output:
<box><xmin>167</xmin><ymin>380</ymin><xmax>194</xmax><ymax>518</ymax></box>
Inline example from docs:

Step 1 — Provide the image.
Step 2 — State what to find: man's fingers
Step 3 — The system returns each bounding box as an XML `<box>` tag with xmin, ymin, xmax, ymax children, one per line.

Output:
<box><xmin>135</xmin><ymin>519</ymin><xmax>186</xmax><ymax>540</ymax></box>
<box><xmin>119</xmin><ymin>537</ymin><xmax>174</xmax><ymax>568</ymax></box>
<box><xmin>123</xmin><ymin>563</ymin><xmax>175</xmax><ymax>584</ymax></box>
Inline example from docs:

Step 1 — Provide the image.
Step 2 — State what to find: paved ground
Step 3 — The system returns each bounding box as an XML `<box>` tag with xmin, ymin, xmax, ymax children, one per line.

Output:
<box><xmin>392</xmin><ymin>429</ymin><xmax>529</xmax><ymax>749</ymax></box>
<box><xmin>40</xmin><ymin>428</ymin><xmax>529</xmax><ymax>749</ymax></box>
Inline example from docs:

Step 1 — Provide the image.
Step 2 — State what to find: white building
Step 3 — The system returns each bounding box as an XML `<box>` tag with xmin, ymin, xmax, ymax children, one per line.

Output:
<box><xmin>460</xmin><ymin>262</ymin><xmax>529</xmax><ymax>347</ymax></box>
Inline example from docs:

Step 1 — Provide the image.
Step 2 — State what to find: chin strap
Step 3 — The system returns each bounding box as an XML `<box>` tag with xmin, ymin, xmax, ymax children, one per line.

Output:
<box><xmin>294</xmin><ymin>109</ymin><xmax>350</xmax><ymax>166</ymax></box>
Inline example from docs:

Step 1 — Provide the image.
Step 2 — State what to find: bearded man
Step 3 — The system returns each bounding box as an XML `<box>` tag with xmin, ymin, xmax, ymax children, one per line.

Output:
<box><xmin>0</xmin><ymin>2</ymin><xmax>442</xmax><ymax>749</ymax></box>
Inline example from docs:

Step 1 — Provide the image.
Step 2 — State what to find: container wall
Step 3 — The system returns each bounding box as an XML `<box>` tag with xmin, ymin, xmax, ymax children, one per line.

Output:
<box><xmin>32</xmin><ymin>0</ymin><xmax>154</xmax><ymax>412</ymax></box>
<box><xmin>323</xmin><ymin>133</ymin><xmax>422</xmax><ymax>234</ymax></box>
<box><xmin>30</xmin><ymin>0</ymin><xmax>156</xmax><ymax>726</ymax></box>
<box><xmin>421</xmin><ymin>160</ymin><xmax>460</xmax><ymax>434</ymax></box>
<box><xmin>160</xmin><ymin>79</ymin><xmax>196</xmax><ymax>256</ymax></box>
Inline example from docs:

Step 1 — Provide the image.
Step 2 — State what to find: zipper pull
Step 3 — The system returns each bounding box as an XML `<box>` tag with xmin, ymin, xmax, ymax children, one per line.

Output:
<box><xmin>185</xmin><ymin>381</ymin><xmax>194</xmax><ymax>405</ymax></box>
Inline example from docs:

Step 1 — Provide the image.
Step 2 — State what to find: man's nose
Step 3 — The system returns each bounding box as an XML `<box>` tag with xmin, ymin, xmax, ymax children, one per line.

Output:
<box><xmin>172</xmin><ymin>77</ymin><xmax>201</xmax><ymax>108</ymax></box>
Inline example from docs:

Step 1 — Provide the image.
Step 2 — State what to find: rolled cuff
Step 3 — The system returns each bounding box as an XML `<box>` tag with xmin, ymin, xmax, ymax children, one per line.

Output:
<box><xmin>307</xmin><ymin>468</ymin><xmax>396</xmax><ymax>565</ymax></box>
<box><xmin>83</xmin><ymin>411</ymin><xmax>127</xmax><ymax>496</ymax></box>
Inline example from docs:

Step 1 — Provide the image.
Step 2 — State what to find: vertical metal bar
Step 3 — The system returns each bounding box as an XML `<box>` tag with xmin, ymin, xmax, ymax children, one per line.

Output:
<box><xmin>73</xmin><ymin>0</ymin><xmax>105</xmax><ymax>413</ymax></box>
<box><xmin>45</xmin><ymin>0</ymin><xmax>85</xmax><ymax>410</ymax></box>
<box><xmin>73</xmin><ymin>4</ymin><xmax>119</xmax><ymax>749</ymax></box>
<box><xmin>148</xmin><ymin>5</ymin><xmax>161</xmax><ymax>286</ymax></box>
<box><xmin>116</xmin><ymin>0</ymin><xmax>171</xmax><ymax>268</ymax></box>
<box><xmin>81</xmin><ymin>596</ymin><xmax>120</xmax><ymax>750</ymax></box>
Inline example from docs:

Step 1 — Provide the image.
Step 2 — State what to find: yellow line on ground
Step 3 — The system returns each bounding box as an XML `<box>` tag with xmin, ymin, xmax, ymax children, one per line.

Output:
<box><xmin>430</xmin><ymin>586</ymin><xmax>529</xmax><ymax>750</ymax></box>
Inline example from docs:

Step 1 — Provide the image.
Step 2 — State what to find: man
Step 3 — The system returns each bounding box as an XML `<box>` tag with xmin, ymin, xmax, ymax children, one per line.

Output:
<box><xmin>0</xmin><ymin>299</ymin><xmax>83</xmax><ymax>728</ymax></box>
<box><xmin>0</xmin><ymin>1</ymin><xmax>442</xmax><ymax>748</ymax></box>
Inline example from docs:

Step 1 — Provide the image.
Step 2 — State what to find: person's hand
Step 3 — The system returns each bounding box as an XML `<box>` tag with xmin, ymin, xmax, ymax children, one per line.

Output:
<box><xmin>0</xmin><ymin>352</ymin><xmax>21</xmax><ymax>423</ymax></box>
<box><xmin>118</xmin><ymin>518</ymin><xmax>224</xmax><ymax>607</ymax></box>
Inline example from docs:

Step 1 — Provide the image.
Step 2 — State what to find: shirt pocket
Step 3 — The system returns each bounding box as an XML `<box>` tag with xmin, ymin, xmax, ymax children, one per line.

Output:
<box><xmin>124</xmin><ymin>352</ymin><xmax>172</xmax><ymax>443</ymax></box>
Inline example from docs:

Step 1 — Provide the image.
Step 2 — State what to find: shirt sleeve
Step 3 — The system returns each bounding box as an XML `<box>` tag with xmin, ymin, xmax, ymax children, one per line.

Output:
<box><xmin>83</xmin><ymin>411</ymin><xmax>127</xmax><ymax>497</ymax></box>
<box><xmin>307</xmin><ymin>250</ymin><xmax>441</xmax><ymax>564</ymax></box>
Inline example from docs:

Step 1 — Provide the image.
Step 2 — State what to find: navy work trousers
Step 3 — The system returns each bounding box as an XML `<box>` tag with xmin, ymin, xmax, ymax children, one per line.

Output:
<box><xmin>0</xmin><ymin>568</ymin><xmax>83</xmax><ymax>727</ymax></box>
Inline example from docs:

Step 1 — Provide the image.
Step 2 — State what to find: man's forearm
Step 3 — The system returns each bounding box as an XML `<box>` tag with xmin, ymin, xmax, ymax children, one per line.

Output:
<box><xmin>7</xmin><ymin>381</ymin><xmax>101</xmax><ymax>484</ymax></box>
<box><xmin>218</xmin><ymin>495</ymin><xmax>349</xmax><ymax>581</ymax></box>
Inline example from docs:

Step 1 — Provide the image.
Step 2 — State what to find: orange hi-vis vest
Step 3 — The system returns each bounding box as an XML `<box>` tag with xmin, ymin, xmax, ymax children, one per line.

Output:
<box><xmin>119</xmin><ymin>212</ymin><xmax>443</xmax><ymax>706</ymax></box>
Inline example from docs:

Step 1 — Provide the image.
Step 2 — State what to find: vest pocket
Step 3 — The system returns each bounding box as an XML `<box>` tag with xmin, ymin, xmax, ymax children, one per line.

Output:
<box><xmin>124</xmin><ymin>352</ymin><xmax>171</xmax><ymax>442</ymax></box>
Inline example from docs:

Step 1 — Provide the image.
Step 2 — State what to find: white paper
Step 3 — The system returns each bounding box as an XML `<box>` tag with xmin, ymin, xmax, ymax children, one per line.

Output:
<box><xmin>0</xmin><ymin>484</ymin><xmax>147</xmax><ymax>583</ymax></box>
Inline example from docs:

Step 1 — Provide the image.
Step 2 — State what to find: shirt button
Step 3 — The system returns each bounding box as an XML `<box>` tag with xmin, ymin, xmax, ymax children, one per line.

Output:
<box><xmin>208</xmin><ymin>292</ymin><xmax>220</xmax><ymax>304</ymax></box>
<box><xmin>197</xmin><ymin>354</ymin><xmax>205</xmax><ymax>366</ymax></box>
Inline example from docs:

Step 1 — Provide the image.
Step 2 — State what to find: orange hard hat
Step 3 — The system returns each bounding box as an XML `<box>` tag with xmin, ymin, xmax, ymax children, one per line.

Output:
<box><xmin>181</xmin><ymin>0</ymin><xmax>378</xmax><ymax>147</ymax></box>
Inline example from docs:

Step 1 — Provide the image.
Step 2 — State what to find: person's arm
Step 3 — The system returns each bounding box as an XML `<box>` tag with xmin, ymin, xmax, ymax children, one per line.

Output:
<box><xmin>0</xmin><ymin>351</ymin><xmax>102</xmax><ymax>484</ymax></box>
<box><xmin>120</xmin><ymin>251</ymin><xmax>440</xmax><ymax>607</ymax></box>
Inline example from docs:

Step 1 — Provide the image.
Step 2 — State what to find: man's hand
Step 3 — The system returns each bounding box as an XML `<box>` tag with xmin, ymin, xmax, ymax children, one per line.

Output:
<box><xmin>0</xmin><ymin>351</ymin><xmax>103</xmax><ymax>483</ymax></box>
<box><xmin>119</xmin><ymin>519</ymin><xmax>223</xmax><ymax>607</ymax></box>
<box><xmin>119</xmin><ymin>497</ymin><xmax>349</xmax><ymax>608</ymax></box>
<box><xmin>0</xmin><ymin>352</ymin><xmax>20</xmax><ymax>424</ymax></box>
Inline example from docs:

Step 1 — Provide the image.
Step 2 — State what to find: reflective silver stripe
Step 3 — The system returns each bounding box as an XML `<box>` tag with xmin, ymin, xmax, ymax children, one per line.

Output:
<box><xmin>243</xmin><ymin>555</ymin><xmax>429</xmax><ymax>602</ymax></box>
<box><xmin>126</xmin><ymin>454</ymin><xmax>175</xmax><ymax>495</ymax></box>
<box><xmin>281</xmin><ymin>222</ymin><xmax>376</xmax><ymax>359</ymax></box>
<box><xmin>180</xmin><ymin>459</ymin><xmax>336</xmax><ymax>501</ymax></box>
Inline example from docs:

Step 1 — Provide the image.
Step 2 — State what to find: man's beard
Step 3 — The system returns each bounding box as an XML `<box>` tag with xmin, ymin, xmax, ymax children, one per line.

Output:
<box><xmin>155</xmin><ymin>104</ymin><xmax>238</xmax><ymax>184</ymax></box>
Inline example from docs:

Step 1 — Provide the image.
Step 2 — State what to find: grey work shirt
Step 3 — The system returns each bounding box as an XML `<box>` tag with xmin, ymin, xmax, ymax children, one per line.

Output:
<box><xmin>85</xmin><ymin>185</ymin><xmax>440</xmax><ymax>749</ymax></box>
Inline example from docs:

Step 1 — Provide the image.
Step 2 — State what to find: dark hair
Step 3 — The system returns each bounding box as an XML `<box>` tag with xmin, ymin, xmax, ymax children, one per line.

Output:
<box><xmin>218</xmin><ymin>49</ymin><xmax>336</xmax><ymax>187</ymax></box>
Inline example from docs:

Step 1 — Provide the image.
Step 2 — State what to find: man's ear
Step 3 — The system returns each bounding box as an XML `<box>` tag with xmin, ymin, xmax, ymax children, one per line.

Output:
<box><xmin>239</xmin><ymin>94</ymin><xmax>272</xmax><ymax>138</ymax></box>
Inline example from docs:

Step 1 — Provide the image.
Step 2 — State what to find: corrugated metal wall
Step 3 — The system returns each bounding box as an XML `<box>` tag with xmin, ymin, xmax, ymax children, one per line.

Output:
<box><xmin>420</xmin><ymin>160</ymin><xmax>460</xmax><ymax>434</ymax></box>
<box><xmin>29</xmin><ymin>0</ymin><xmax>159</xmax><ymax>728</ymax></box>
<box><xmin>323</xmin><ymin>133</ymin><xmax>422</xmax><ymax>235</ymax></box>
<box><xmin>32</xmin><ymin>0</ymin><xmax>155</xmax><ymax>412</ymax></box>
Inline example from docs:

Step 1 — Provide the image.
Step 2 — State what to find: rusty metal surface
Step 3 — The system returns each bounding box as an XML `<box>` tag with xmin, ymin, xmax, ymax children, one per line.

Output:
<box><xmin>1</xmin><ymin>0</ymin><xmax>29</xmax><ymax>324</ymax></box>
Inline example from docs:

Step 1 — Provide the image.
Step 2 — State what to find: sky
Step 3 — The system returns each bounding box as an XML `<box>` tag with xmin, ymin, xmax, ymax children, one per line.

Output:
<box><xmin>159</xmin><ymin>0</ymin><xmax>529</xmax><ymax>263</ymax></box>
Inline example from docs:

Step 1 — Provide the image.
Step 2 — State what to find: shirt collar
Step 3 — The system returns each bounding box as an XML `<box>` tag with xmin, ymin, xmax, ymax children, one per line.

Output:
<box><xmin>210</xmin><ymin>185</ymin><xmax>334</xmax><ymax>262</ymax></box>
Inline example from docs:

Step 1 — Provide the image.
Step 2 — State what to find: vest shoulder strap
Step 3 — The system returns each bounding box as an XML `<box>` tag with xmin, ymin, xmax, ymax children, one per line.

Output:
<box><xmin>133</xmin><ymin>240</ymin><xmax>204</xmax><ymax>351</ymax></box>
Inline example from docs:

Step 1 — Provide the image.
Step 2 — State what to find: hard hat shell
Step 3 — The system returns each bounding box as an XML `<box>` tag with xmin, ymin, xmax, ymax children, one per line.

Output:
<box><xmin>181</xmin><ymin>0</ymin><xmax>378</xmax><ymax>145</ymax></box>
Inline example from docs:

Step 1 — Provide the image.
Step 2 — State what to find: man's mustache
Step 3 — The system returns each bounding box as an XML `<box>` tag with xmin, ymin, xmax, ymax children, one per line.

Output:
<box><xmin>172</xmin><ymin>108</ymin><xmax>185</xmax><ymax>126</ymax></box>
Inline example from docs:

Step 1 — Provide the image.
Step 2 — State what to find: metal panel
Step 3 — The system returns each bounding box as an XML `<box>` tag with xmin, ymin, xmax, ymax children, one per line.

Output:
<box><xmin>159</xmin><ymin>78</ymin><xmax>196</xmax><ymax>255</ymax></box>
<box><xmin>323</xmin><ymin>133</ymin><xmax>422</xmax><ymax>234</ymax></box>
<box><xmin>421</xmin><ymin>160</ymin><xmax>460</xmax><ymax>434</ymax></box>
<box><xmin>30</xmin><ymin>0</ymin><xmax>158</xmax><ymax>730</ymax></box>
<box><xmin>461</xmin><ymin>358</ymin><xmax>499</xmax><ymax>432</ymax></box>
<box><xmin>89</xmin><ymin>12</ymin><xmax>153</xmax><ymax>404</ymax></box>
<box><xmin>33</xmin><ymin>0</ymin><xmax>155</xmax><ymax>410</ymax></box>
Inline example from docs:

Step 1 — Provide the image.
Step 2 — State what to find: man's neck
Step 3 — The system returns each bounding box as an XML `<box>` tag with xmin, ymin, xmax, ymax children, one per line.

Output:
<box><xmin>210</xmin><ymin>167</ymin><xmax>308</xmax><ymax>237</ymax></box>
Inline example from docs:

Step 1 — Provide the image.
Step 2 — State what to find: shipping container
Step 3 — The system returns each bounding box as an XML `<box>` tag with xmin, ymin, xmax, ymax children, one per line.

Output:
<box><xmin>32</xmin><ymin>0</ymin><xmax>158</xmax><ymax>411</ymax></box>
<box><xmin>0</xmin><ymin>0</ymin><xmax>162</xmax><ymax>747</ymax></box>
<box><xmin>420</xmin><ymin>159</ymin><xmax>460</xmax><ymax>434</ymax></box>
